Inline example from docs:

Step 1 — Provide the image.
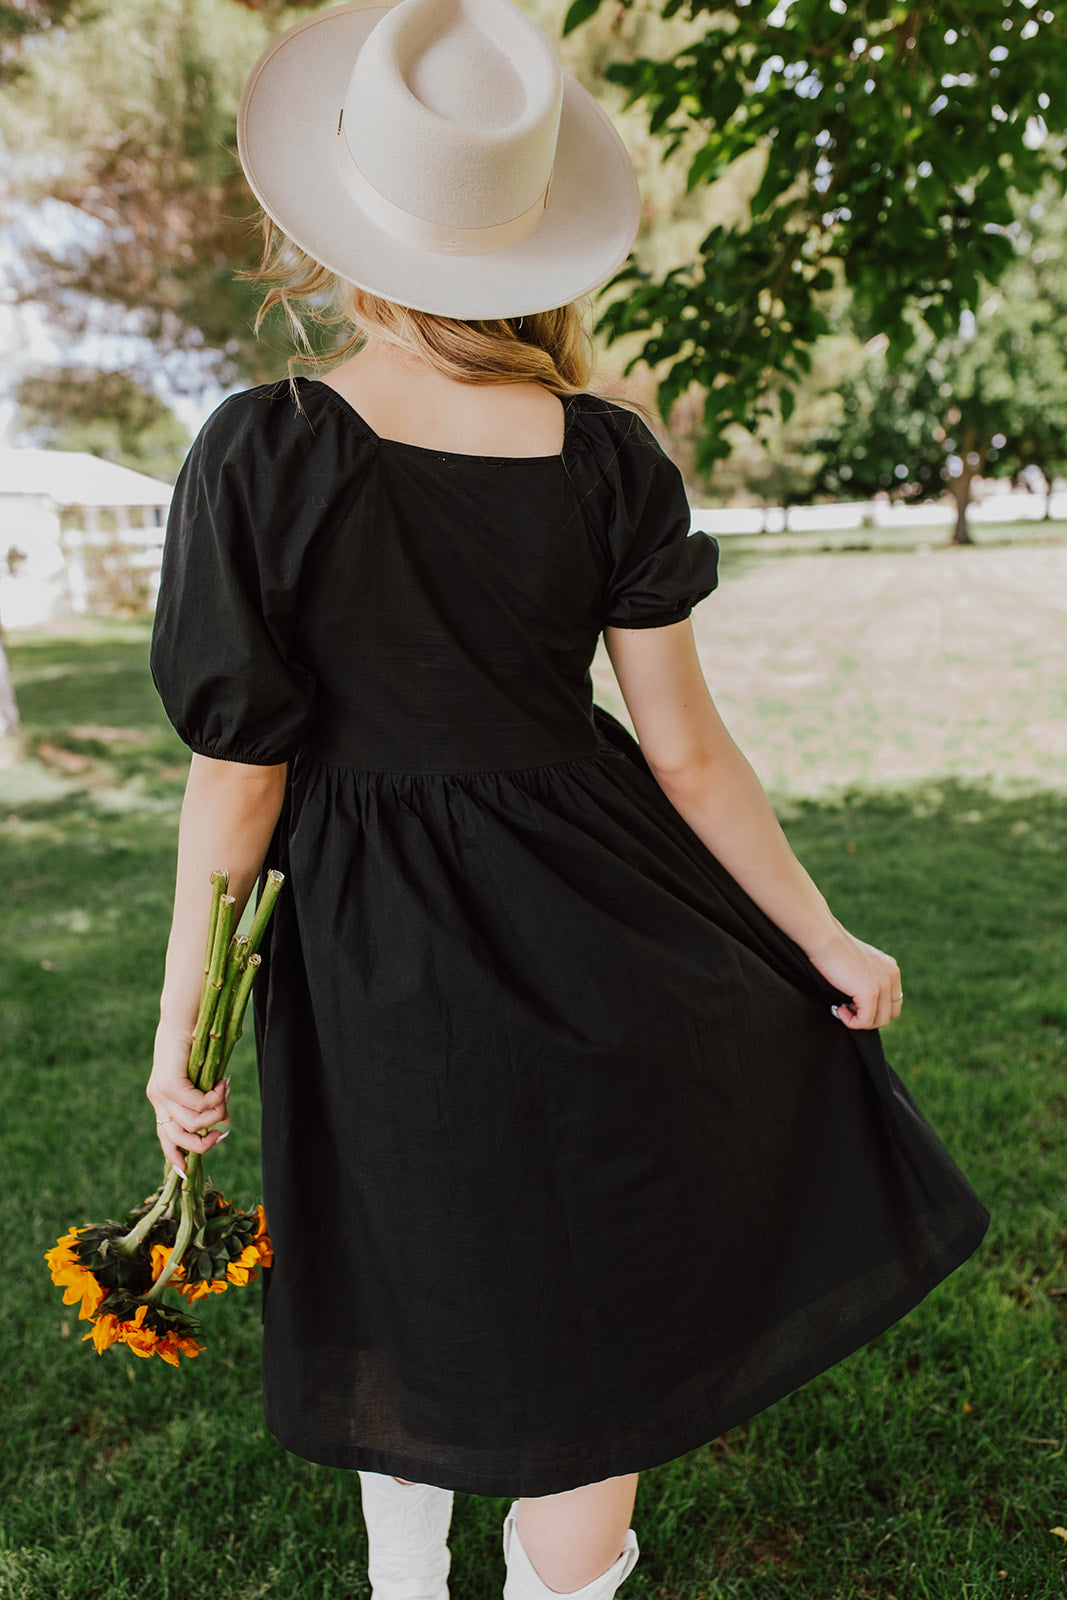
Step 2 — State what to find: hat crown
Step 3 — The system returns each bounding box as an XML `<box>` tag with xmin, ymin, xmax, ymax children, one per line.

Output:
<box><xmin>342</xmin><ymin>0</ymin><xmax>563</xmax><ymax>231</ymax></box>
<box><xmin>235</xmin><ymin>0</ymin><xmax>642</xmax><ymax>316</ymax></box>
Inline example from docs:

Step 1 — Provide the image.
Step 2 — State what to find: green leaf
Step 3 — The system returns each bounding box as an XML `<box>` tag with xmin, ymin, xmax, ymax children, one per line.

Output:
<box><xmin>914</xmin><ymin>176</ymin><xmax>942</xmax><ymax>228</ymax></box>
<box><xmin>561</xmin><ymin>0</ymin><xmax>601</xmax><ymax>37</ymax></box>
<box><xmin>649</xmin><ymin>93</ymin><xmax>681</xmax><ymax>136</ymax></box>
<box><xmin>687</xmin><ymin>142</ymin><xmax>728</xmax><ymax>193</ymax></box>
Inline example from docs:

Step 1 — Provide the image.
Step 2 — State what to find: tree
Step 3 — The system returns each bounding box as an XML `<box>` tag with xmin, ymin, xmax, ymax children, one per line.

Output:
<box><xmin>0</xmin><ymin>621</ymin><xmax>20</xmax><ymax>751</ymax></box>
<box><xmin>700</xmin><ymin>328</ymin><xmax>864</xmax><ymax>513</ymax></box>
<box><xmin>0</xmin><ymin>0</ymin><xmax>330</xmax><ymax>402</ymax></box>
<box><xmin>0</xmin><ymin>0</ymin><xmax>88</xmax><ymax>86</ymax></box>
<box><xmin>15</xmin><ymin>364</ymin><xmax>191</xmax><ymax>480</ymax></box>
<box><xmin>810</xmin><ymin>331</ymin><xmax>960</xmax><ymax>531</ymax></box>
<box><xmin>810</xmin><ymin>189</ymin><xmax>1067</xmax><ymax>543</ymax></box>
<box><xmin>565</xmin><ymin>0</ymin><xmax>1067</xmax><ymax>474</ymax></box>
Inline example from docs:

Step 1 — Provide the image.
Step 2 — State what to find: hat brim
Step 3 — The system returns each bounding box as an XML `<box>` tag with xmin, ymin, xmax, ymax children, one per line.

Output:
<box><xmin>236</xmin><ymin>0</ymin><xmax>642</xmax><ymax>319</ymax></box>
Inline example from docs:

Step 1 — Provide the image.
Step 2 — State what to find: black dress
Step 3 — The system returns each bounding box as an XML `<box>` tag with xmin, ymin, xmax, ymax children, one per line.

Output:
<box><xmin>149</xmin><ymin>375</ymin><xmax>991</xmax><ymax>1498</ymax></box>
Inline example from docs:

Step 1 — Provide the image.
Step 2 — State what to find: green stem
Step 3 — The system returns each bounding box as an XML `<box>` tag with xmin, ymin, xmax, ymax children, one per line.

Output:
<box><xmin>190</xmin><ymin>1160</ymin><xmax>208</xmax><ymax>1246</ymax></box>
<box><xmin>199</xmin><ymin>947</ymin><xmax>245</xmax><ymax>1090</ymax></box>
<box><xmin>244</xmin><ymin>870</ymin><xmax>284</xmax><ymax>962</ymax></box>
<box><xmin>184</xmin><ymin>868</ymin><xmax>283</xmax><ymax>1094</ymax></box>
<box><xmin>115</xmin><ymin>1166</ymin><xmax>182</xmax><ymax>1256</ymax></box>
<box><xmin>189</xmin><ymin>894</ymin><xmax>236</xmax><ymax>1086</ymax></box>
<box><xmin>220</xmin><ymin>954</ymin><xmax>261</xmax><ymax>1072</ymax></box>
<box><xmin>145</xmin><ymin>1156</ymin><xmax>202</xmax><ymax>1303</ymax></box>
<box><xmin>195</xmin><ymin>871</ymin><xmax>229</xmax><ymax>1027</ymax></box>
<box><xmin>189</xmin><ymin>882</ymin><xmax>226</xmax><ymax>1081</ymax></box>
<box><xmin>225</xmin><ymin>933</ymin><xmax>249</xmax><ymax>985</ymax></box>
<box><xmin>161</xmin><ymin>1157</ymin><xmax>180</xmax><ymax>1218</ymax></box>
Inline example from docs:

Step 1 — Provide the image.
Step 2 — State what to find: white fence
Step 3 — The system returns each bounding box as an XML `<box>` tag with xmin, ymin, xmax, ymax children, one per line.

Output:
<box><xmin>1</xmin><ymin>445</ymin><xmax>171</xmax><ymax>627</ymax></box>
<box><xmin>694</xmin><ymin>489</ymin><xmax>1067</xmax><ymax>536</ymax></box>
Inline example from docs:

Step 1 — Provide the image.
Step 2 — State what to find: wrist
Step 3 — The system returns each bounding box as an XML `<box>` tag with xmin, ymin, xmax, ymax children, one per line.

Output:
<box><xmin>157</xmin><ymin>1000</ymin><xmax>199</xmax><ymax>1040</ymax></box>
<box><xmin>800</xmin><ymin>909</ymin><xmax>845</xmax><ymax>962</ymax></box>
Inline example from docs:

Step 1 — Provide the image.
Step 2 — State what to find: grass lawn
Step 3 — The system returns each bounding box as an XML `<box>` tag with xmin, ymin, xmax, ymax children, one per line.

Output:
<box><xmin>0</xmin><ymin>612</ymin><xmax>1064</xmax><ymax>1600</ymax></box>
<box><xmin>595</xmin><ymin>541</ymin><xmax>1067</xmax><ymax>802</ymax></box>
<box><xmin>700</xmin><ymin>519</ymin><xmax>1067</xmax><ymax>573</ymax></box>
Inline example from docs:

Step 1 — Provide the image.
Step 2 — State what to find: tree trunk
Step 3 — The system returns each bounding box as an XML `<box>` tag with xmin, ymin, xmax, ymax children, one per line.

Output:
<box><xmin>0</xmin><ymin>637</ymin><xmax>18</xmax><ymax>738</ymax></box>
<box><xmin>947</xmin><ymin>469</ymin><xmax>976</xmax><ymax>546</ymax></box>
<box><xmin>0</xmin><ymin>620</ymin><xmax>24</xmax><ymax>768</ymax></box>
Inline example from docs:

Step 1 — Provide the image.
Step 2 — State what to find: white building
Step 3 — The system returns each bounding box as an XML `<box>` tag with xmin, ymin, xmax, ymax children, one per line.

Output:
<box><xmin>0</xmin><ymin>446</ymin><xmax>173</xmax><ymax>628</ymax></box>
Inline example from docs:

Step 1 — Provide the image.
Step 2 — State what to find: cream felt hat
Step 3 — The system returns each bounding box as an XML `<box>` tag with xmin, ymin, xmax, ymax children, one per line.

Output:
<box><xmin>235</xmin><ymin>0</ymin><xmax>642</xmax><ymax>320</ymax></box>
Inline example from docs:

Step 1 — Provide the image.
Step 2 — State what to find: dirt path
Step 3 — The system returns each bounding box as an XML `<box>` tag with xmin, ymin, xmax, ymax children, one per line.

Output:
<box><xmin>591</xmin><ymin>544</ymin><xmax>1067</xmax><ymax>799</ymax></box>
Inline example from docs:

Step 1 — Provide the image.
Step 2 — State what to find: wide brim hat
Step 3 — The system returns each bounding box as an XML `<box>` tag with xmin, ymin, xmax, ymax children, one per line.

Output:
<box><xmin>236</xmin><ymin>0</ymin><xmax>642</xmax><ymax>320</ymax></box>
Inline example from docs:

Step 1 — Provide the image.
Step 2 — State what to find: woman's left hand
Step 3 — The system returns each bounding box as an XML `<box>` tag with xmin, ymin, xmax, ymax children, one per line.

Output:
<box><xmin>803</xmin><ymin>916</ymin><xmax>903</xmax><ymax>1031</ymax></box>
<box><xmin>147</xmin><ymin>1020</ymin><xmax>231</xmax><ymax>1176</ymax></box>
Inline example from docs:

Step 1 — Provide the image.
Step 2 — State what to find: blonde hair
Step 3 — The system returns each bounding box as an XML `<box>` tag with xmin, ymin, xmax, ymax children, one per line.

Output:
<box><xmin>235</xmin><ymin>212</ymin><xmax>656</xmax><ymax>427</ymax></box>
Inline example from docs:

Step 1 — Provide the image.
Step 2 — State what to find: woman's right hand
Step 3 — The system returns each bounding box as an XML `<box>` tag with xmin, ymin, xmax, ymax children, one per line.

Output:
<box><xmin>803</xmin><ymin>916</ymin><xmax>903</xmax><ymax>1031</ymax></box>
<box><xmin>146</xmin><ymin>1019</ymin><xmax>231</xmax><ymax>1176</ymax></box>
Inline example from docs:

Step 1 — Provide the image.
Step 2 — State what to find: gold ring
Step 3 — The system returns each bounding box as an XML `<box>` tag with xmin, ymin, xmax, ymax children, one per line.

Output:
<box><xmin>893</xmin><ymin>992</ymin><xmax>904</xmax><ymax>1002</ymax></box>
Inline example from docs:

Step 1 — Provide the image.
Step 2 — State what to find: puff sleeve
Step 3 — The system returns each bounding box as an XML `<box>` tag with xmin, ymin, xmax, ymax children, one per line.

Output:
<box><xmin>600</xmin><ymin>408</ymin><xmax>720</xmax><ymax>629</ymax></box>
<box><xmin>149</xmin><ymin>394</ymin><xmax>318</xmax><ymax>765</ymax></box>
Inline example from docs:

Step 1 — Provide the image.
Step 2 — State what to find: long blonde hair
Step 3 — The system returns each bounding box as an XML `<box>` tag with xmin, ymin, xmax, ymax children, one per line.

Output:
<box><xmin>235</xmin><ymin>212</ymin><xmax>656</xmax><ymax>426</ymax></box>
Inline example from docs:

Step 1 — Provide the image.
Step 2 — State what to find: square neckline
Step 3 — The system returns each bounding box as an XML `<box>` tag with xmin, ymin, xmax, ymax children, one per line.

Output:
<box><xmin>298</xmin><ymin>375</ymin><xmax>579</xmax><ymax>464</ymax></box>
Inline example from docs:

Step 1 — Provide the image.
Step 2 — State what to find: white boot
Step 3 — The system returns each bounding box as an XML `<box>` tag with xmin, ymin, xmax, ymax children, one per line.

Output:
<box><xmin>357</xmin><ymin>1471</ymin><xmax>454</xmax><ymax>1600</ymax></box>
<box><xmin>501</xmin><ymin>1501</ymin><xmax>640</xmax><ymax>1600</ymax></box>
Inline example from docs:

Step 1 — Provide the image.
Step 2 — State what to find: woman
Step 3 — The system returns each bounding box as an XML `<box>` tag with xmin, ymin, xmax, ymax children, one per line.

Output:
<box><xmin>146</xmin><ymin>2</ymin><xmax>991</xmax><ymax>1597</ymax></box>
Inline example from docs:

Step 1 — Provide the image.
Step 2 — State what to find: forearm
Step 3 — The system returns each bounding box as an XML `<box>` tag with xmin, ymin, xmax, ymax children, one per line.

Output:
<box><xmin>158</xmin><ymin>758</ymin><xmax>287</xmax><ymax>1035</ymax></box>
<box><xmin>652</xmin><ymin>739</ymin><xmax>839</xmax><ymax>958</ymax></box>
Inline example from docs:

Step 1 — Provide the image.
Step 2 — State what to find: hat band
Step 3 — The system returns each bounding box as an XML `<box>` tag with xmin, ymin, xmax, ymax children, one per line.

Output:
<box><xmin>337</xmin><ymin>109</ymin><xmax>552</xmax><ymax>257</ymax></box>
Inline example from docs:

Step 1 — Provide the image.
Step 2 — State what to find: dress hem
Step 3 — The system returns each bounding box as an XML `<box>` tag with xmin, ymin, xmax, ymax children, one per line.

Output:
<box><xmin>260</xmin><ymin>1201</ymin><xmax>990</xmax><ymax>1499</ymax></box>
<box><xmin>179</xmin><ymin>737</ymin><xmax>296</xmax><ymax>766</ymax></box>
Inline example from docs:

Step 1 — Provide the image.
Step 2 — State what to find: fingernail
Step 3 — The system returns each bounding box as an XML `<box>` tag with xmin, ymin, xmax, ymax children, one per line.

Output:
<box><xmin>216</xmin><ymin>1130</ymin><xmax>230</xmax><ymax>1141</ymax></box>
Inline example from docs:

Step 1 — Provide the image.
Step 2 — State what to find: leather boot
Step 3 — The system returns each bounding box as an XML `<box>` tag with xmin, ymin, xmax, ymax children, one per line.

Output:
<box><xmin>501</xmin><ymin>1501</ymin><xmax>640</xmax><ymax>1600</ymax></box>
<box><xmin>357</xmin><ymin>1470</ymin><xmax>454</xmax><ymax>1600</ymax></box>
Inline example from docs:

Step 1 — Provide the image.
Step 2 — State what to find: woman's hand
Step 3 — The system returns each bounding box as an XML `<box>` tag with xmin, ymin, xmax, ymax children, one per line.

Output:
<box><xmin>804</xmin><ymin>916</ymin><xmax>903</xmax><ymax>1031</ymax></box>
<box><xmin>147</xmin><ymin>1019</ymin><xmax>231</xmax><ymax>1176</ymax></box>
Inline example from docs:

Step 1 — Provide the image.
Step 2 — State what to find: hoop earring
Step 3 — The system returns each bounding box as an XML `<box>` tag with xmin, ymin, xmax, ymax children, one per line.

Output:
<box><xmin>517</xmin><ymin>315</ymin><xmax>524</xmax><ymax>331</ymax></box>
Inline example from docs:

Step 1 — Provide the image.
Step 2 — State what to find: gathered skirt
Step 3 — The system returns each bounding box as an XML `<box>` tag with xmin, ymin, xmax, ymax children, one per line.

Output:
<box><xmin>249</xmin><ymin>704</ymin><xmax>991</xmax><ymax>1496</ymax></box>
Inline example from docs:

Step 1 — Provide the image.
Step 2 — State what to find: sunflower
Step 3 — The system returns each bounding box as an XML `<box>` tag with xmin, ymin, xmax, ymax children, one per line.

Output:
<box><xmin>166</xmin><ymin>1198</ymin><xmax>274</xmax><ymax>1299</ymax></box>
<box><xmin>44</xmin><ymin>1229</ymin><xmax>109</xmax><ymax>1322</ymax></box>
<box><xmin>252</xmin><ymin>1204</ymin><xmax>274</xmax><ymax>1268</ymax></box>
<box><xmin>81</xmin><ymin>1295</ymin><xmax>203</xmax><ymax>1365</ymax></box>
<box><xmin>182</xmin><ymin>1275</ymin><xmax>231</xmax><ymax>1304</ymax></box>
<box><xmin>83</xmin><ymin>1311</ymin><xmax>125</xmax><ymax>1355</ymax></box>
<box><xmin>153</xmin><ymin>1329</ymin><xmax>203</xmax><ymax>1367</ymax></box>
<box><xmin>150</xmin><ymin>1242</ymin><xmax>185</xmax><ymax>1286</ymax></box>
<box><xmin>225</xmin><ymin>1204</ymin><xmax>274</xmax><ymax>1286</ymax></box>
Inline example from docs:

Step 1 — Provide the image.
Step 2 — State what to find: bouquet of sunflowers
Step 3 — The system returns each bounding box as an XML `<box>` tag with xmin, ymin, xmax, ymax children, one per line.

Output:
<box><xmin>44</xmin><ymin>867</ymin><xmax>284</xmax><ymax>1365</ymax></box>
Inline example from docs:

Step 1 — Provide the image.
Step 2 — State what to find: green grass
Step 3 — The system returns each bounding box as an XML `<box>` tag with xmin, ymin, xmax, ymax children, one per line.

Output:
<box><xmin>1</xmin><ymin>620</ymin><xmax>1065</xmax><ymax>1600</ymax></box>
